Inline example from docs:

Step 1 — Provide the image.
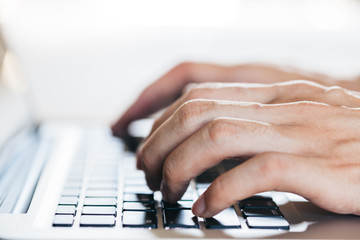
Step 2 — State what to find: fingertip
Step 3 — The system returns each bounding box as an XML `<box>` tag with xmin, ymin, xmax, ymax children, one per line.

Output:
<box><xmin>111</xmin><ymin>118</ymin><xmax>128</xmax><ymax>138</ymax></box>
<box><xmin>192</xmin><ymin>194</ymin><xmax>207</xmax><ymax>217</ymax></box>
<box><xmin>136</xmin><ymin>159</ymin><xmax>143</xmax><ymax>170</ymax></box>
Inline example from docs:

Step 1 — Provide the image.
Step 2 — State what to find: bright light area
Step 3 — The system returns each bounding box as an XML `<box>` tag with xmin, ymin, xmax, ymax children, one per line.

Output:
<box><xmin>0</xmin><ymin>0</ymin><xmax>359</xmax><ymax>122</ymax></box>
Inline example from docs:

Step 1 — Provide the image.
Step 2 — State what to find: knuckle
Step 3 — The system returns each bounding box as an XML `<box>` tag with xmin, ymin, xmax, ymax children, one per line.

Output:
<box><xmin>206</xmin><ymin>118</ymin><xmax>235</xmax><ymax>145</ymax></box>
<box><xmin>289</xmin><ymin>80</ymin><xmax>317</xmax><ymax>90</ymax></box>
<box><xmin>326</xmin><ymin>86</ymin><xmax>347</xmax><ymax>100</ymax></box>
<box><xmin>283</xmin><ymin>80</ymin><xmax>323</xmax><ymax>96</ymax></box>
<box><xmin>175</xmin><ymin>99</ymin><xmax>215</xmax><ymax>129</ymax></box>
<box><xmin>175</xmin><ymin>62</ymin><xmax>194</xmax><ymax>74</ymax></box>
<box><xmin>257</xmin><ymin>153</ymin><xmax>287</xmax><ymax>186</ymax></box>
<box><xmin>249</xmin><ymin>102</ymin><xmax>264</xmax><ymax>111</ymax></box>
<box><xmin>185</xmin><ymin>88</ymin><xmax>206</xmax><ymax>101</ymax></box>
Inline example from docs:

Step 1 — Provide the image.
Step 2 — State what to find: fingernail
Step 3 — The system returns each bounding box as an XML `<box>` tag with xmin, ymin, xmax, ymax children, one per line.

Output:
<box><xmin>192</xmin><ymin>194</ymin><xmax>206</xmax><ymax>217</ymax></box>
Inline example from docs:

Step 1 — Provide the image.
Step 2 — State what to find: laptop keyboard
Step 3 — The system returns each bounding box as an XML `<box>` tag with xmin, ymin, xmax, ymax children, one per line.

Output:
<box><xmin>52</xmin><ymin>131</ymin><xmax>289</xmax><ymax>230</ymax></box>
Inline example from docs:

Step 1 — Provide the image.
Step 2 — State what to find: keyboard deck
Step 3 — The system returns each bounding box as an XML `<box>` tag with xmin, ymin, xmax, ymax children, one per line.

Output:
<box><xmin>52</xmin><ymin>131</ymin><xmax>289</xmax><ymax>230</ymax></box>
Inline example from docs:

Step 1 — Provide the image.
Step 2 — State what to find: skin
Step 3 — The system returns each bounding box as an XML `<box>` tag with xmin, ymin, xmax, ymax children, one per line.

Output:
<box><xmin>112</xmin><ymin>62</ymin><xmax>360</xmax><ymax>218</ymax></box>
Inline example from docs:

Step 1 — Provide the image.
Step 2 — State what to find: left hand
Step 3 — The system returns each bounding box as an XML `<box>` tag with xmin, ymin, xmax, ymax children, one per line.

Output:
<box><xmin>137</xmin><ymin>80</ymin><xmax>360</xmax><ymax>217</ymax></box>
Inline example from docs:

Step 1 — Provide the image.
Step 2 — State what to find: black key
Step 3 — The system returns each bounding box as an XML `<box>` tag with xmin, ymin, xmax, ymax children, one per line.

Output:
<box><xmin>53</xmin><ymin>215</ymin><xmax>74</xmax><ymax>227</ymax></box>
<box><xmin>84</xmin><ymin>197</ymin><xmax>117</xmax><ymax>206</ymax></box>
<box><xmin>162</xmin><ymin>200</ymin><xmax>193</xmax><ymax>209</ymax></box>
<box><xmin>122</xmin><ymin>211</ymin><xmax>157</xmax><ymax>228</ymax></box>
<box><xmin>195</xmin><ymin>171</ymin><xmax>219</xmax><ymax>183</ymax></box>
<box><xmin>123</xmin><ymin>193</ymin><xmax>154</xmax><ymax>202</ymax></box>
<box><xmin>246</xmin><ymin>216</ymin><xmax>289</xmax><ymax>230</ymax></box>
<box><xmin>195</xmin><ymin>166</ymin><xmax>220</xmax><ymax>183</ymax></box>
<box><xmin>239</xmin><ymin>197</ymin><xmax>278</xmax><ymax>209</ymax></box>
<box><xmin>163</xmin><ymin>209</ymin><xmax>199</xmax><ymax>229</ymax></box>
<box><xmin>56</xmin><ymin>205</ymin><xmax>76</xmax><ymax>215</ymax></box>
<box><xmin>204</xmin><ymin>208</ymin><xmax>241</xmax><ymax>229</ymax></box>
<box><xmin>223</xmin><ymin>158</ymin><xmax>242</xmax><ymax>170</ymax></box>
<box><xmin>242</xmin><ymin>208</ymin><xmax>283</xmax><ymax>218</ymax></box>
<box><xmin>123</xmin><ymin>202</ymin><xmax>155</xmax><ymax>211</ymax></box>
<box><xmin>58</xmin><ymin>196</ymin><xmax>78</xmax><ymax>206</ymax></box>
<box><xmin>80</xmin><ymin>215</ymin><xmax>116</xmax><ymax>227</ymax></box>
<box><xmin>82</xmin><ymin>206</ymin><xmax>117</xmax><ymax>216</ymax></box>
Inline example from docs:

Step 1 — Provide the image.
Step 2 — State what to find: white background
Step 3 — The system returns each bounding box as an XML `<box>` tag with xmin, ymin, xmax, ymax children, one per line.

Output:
<box><xmin>1</xmin><ymin>0</ymin><xmax>360</xmax><ymax>123</ymax></box>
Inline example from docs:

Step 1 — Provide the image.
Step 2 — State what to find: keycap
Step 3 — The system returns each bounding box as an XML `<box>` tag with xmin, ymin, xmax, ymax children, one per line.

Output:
<box><xmin>89</xmin><ymin>175</ymin><xmax>117</xmax><ymax>182</ymax></box>
<box><xmin>242</xmin><ymin>208</ymin><xmax>283</xmax><ymax>218</ymax></box>
<box><xmin>126</xmin><ymin>171</ymin><xmax>145</xmax><ymax>178</ymax></box>
<box><xmin>87</xmin><ymin>182</ymin><xmax>117</xmax><ymax>189</ymax></box>
<box><xmin>124</xmin><ymin>185</ymin><xmax>152</xmax><ymax>194</ymax></box>
<box><xmin>123</xmin><ymin>193</ymin><xmax>154</xmax><ymax>202</ymax></box>
<box><xmin>82</xmin><ymin>206</ymin><xmax>117</xmax><ymax>216</ymax></box>
<box><xmin>64</xmin><ymin>182</ymin><xmax>82</xmax><ymax>188</ymax></box>
<box><xmin>86</xmin><ymin>190</ymin><xmax>117</xmax><ymax>198</ymax></box>
<box><xmin>162</xmin><ymin>200</ymin><xmax>193</xmax><ymax>209</ymax></box>
<box><xmin>246</xmin><ymin>216</ymin><xmax>289</xmax><ymax>230</ymax></box>
<box><xmin>59</xmin><ymin>196</ymin><xmax>78</xmax><ymax>206</ymax></box>
<box><xmin>204</xmin><ymin>208</ymin><xmax>241</xmax><ymax>229</ymax></box>
<box><xmin>239</xmin><ymin>197</ymin><xmax>278</xmax><ymax>209</ymax></box>
<box><xmin>84</xmin><ymin>197</ymin><xmax>117</xmax><ymax>206</ymax></box>
<box><xmin>123</xmin><ymin>202</ymin><xmax>155</xmax><ymax>211</ymax></box>
<box><xmin>196</xmin><ymin>183</ymin><xmax>211</xmax><ymax>189</ymax></box>
<box><xmin>122</xmin><ymin>211</ymin><xmax>157</xmax><ymax>228</ymax></box>
<box><xmin>180</xmin><ymin>191</ymin><xmax>194</xmax><ymax>201</ymax></box>
<box><xmin>125</xmin><ymin>178</ymin><xmax>147</xmax><ymax>185</ymax></box>
<box><xmin>91</xmin><ymin>166</ymin><xmax>118</xmax><ymax>174</ymax></box>
<box><xmin>197</xmin><ymin>188</ymin><xmax>207</xmax><ymax>196</ymax></box>
<box><xmin>163</xmin><ymin>209</ymin><xmax>199</xmax><ymax>228</ymax></box>
<box><xmin>56</xmin><ymin>205</ymin><xmax>76</xmax><ymax>215</ymax></box>
<box><xmin>67</xmin><ymin>177</ymin><xmax>83</xmax><ymax>182</ymax></box>
<box><xmin>222</xmin><ymin>158</ymin><xmax>242</xmax><ymax>170</ymax></box>
<box><xmin>53</xmin><ymin>215</ymin><xmax>74</xmax><ymax>227</ymax></box>
<box><xmin>62</xmin><ymin>189</ymin><xmax>81</xmax><ymax>197</ymax></box>
<box><xmin>80</xmin><ymin>215</ymin><xmax>116</xmax><ymax>227</ymax></box>
<box><xmin>195</xmin><ymin>168</ymin><xmax>220</xmax><ymax>183</ymax></box>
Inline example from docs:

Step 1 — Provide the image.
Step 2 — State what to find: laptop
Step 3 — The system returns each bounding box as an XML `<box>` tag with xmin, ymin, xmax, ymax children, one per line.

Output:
<box><xmin>1</xmin><ymin>35</ymin><xmax>360</xmax><ymax>240</ymax></box>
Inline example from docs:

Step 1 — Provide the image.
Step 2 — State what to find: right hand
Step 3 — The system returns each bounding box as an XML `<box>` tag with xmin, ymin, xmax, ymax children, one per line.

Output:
<box><xmin>135</xmin><ymin>80</ymin><xmax>360</xmax><ymax>217</ymax></box>
<box><xmin>112</xmin><ymin>62</ymin><xmax>334</xmax><ymax>138</ymax></box>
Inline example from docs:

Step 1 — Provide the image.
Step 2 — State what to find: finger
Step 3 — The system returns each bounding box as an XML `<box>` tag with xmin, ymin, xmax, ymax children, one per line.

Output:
<box><xmin>159</xmin><ymin>117</ymin><xmax>321</xmax><ymax>202</ymax></box>
<box><xmin>192</xmin><ymin>152</ymin><xmax>321</xmax><ymax>217</ymax></box>
<box><xmin>140</xmin><ymin>100</ymin><xmax>307</xmax><ymax>191</ymax></box>
<box><xmin>149</xmin><ymin>80</ymin><xmax>360</xmax><ymax>136</ymax></box>
<box><xmin>149</xmin><ymin>82</ymin><xmax>277</xmax><ymax>134</ymax></box>
<box><xmin>112</xmin><ymin>63</ymin><xmax>232</xmax><ymax>137</ymax></box>
<box><xmin>149</xmin><ymin>80</ymin><xmax>332</xmax><ymax>135</ymax></box>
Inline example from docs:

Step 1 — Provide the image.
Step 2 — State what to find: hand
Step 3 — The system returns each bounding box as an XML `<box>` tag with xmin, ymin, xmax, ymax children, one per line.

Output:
<box><xmin>112</xmin><ymin>62</ymin><xmax>341</xmax><ymax>138</ymax></box>
<box><xmin>136</xmin><ymin>80</ymin><xmax>360</xmax><ymax>217</ymax></box>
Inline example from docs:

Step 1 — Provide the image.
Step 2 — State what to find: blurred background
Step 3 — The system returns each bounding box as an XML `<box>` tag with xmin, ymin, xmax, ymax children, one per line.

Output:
<box><xmin>1</xmin><ymin>0</ymin><xmax>360</xmax><ymax>124</ymax></box>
